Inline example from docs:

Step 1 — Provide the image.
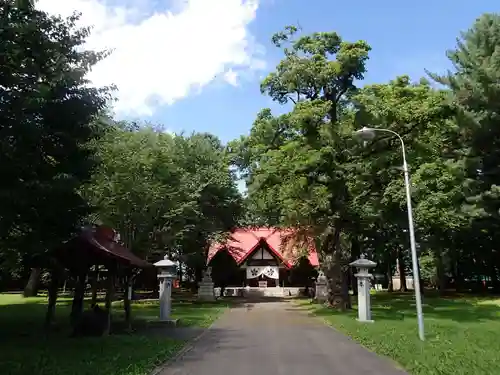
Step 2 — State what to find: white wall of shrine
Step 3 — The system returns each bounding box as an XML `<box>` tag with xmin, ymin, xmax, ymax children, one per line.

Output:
<box><xmin>241</xmin><ymin>247</ymin><xmax>283</xmax><ymax>286</ymax></box>
<box><xmin>214</xmin><ymin>286</ymin><xmax>305</xmax><ymax>298</ymax></box>
<box><xmin>241</xmin><ymin>247</ymin><xmax>282</xmax><ymax>266</ymax></box>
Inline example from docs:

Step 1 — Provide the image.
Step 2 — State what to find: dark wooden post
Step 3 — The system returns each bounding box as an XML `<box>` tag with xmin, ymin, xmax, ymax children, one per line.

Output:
<box><xmin>70</xmin><ymin>269</ymin><xmax>88</xmax><ymax>327</ymax></box>
<box><xmin>91</xmin><ymin>264</ymin><xmax>99</xmax><ymax>305</ymax></box>
<box><xmin>45</xmin><ymin>266</ymin><xmax>62</xmax><ymax>330</ymax></box>
<box><xmin>104</xmin><ymin>266</ymin><xmax>116</xmax><ymax>335</ymax></box>
<box><xmin>123</xmin><ymin>270</ymin><xmax>133</xmax><ymax>331</ymax></box>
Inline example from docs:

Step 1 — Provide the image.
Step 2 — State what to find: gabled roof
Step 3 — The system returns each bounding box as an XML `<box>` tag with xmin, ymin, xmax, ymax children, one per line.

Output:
<box><xmin>83</xmin><ymin>227</ymin><xmax>152</xmax><ymax>268</ymax></box>
<box><xmin>207</xmin><ymin>227</ymin><xmax>320</xmax><ymax>269</ymax></box>
<box><xmin>58</xmin><ymin>225</ymin><xmax>152</xmax><ymax>269</ymax></box>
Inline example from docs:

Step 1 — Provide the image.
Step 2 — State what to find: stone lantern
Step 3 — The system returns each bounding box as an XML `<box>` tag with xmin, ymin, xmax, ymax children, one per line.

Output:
<box><xmin>198</xmin><ymin>267</ymin><xmax>215</xmax><ymax>301</ymax></box>
<box><xmin>349</xmin><ymin>254</ymin><xmax>377</xmax><ymax>323</ymax></box>
<box><xmin>154</xmin><ymin>255</ymin><xmax>177</xmax><ymax>322</ymax></box>
<box><xmin>315</xmin><ymin>270</ymin><xmax>328</xmax><ymax>303</ymax></box>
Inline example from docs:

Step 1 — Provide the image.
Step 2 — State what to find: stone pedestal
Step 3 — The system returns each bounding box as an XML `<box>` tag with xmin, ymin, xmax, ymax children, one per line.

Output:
<box><xmin>350</xmin><ymin>255</ymin><xmax>377</xmax><ymax>323</ymax></box>
<box><xmin>159</xmin><ymin>278</ymin><xmax>172</xmax><ymax>320</ymax></box>
<box><xmin>198</xmin><ymin>267</ymin><xmax>215</xmax><ymax>301</ymax></box>
<box><xmin>315</xmin><ymin>271</ymin><xmax>328</xmax><ymax>303</ymax></box>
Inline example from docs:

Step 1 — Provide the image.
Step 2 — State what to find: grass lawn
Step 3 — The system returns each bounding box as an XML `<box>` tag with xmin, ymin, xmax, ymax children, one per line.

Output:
<box><xmin>0</xmin><ymin>293</ymin><xmax>228</xmax><ymax>375</ymax></box>
<box><xmin>298</xmin><ymin>292</ymin><xmax>500</xmax><ymax>375</ymax></box>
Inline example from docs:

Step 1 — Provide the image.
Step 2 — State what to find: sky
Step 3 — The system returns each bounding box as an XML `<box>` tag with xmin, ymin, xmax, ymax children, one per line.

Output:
<box><xmin>36</xmin><ymin>0</ymin><xmax>499</xmax><ymax>145</ymax></box>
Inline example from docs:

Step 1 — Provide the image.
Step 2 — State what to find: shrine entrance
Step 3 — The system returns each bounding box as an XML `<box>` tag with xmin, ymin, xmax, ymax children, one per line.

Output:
<box><xmin>207</xmin><ymin>227</ymin><xmax>320</xmax><ymax>298</ymax></box>
<box><xmin>246</xmin><ymin>268</ymin><xmax>280</xmax><ymax>287</ymax></box>
<box><xmin>243</xmin><ymin>246</ymin><xmax>282</xmax><ymax>287</ymax></box>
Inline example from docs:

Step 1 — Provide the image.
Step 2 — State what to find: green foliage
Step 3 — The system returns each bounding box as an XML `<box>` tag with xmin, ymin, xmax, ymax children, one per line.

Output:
<box><xmin>237</xmin><ymin>14</ymin><xmax>500</xmax><ymax>301</ymax></box>
<box><xmin>84</xmin><ymin>125</ymin><xmax>243</xmax><ymax>272</ymax></box>
<box><xmin>0</xmin><ymin>2</ymin><xmax>111</xmax><ymax>272</ymax></box>
<box><xmin>230</xmin><ymin>26</ymin><xmax>372</xmax><ymax>307</ymax></box>
<box><xmin>2</xmin><ymin>0</ymin><xmax>500</xmax><ymax>321</ymax></box>
<box><xmin>426</xmin><ymin>13</ymin><xmax>500</xmax><ymax>288</ymax></box>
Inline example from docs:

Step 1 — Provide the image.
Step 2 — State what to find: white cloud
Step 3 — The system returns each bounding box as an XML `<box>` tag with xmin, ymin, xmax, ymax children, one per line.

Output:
<box><xmin>223</xmin><ymin>69</ymin><xmax>239</xmax><ymax>86</ymax></box>
<box><xmin>35</xmin><ymin>0</ymin><xmax>266</xmax><ymax>116</ymax></box>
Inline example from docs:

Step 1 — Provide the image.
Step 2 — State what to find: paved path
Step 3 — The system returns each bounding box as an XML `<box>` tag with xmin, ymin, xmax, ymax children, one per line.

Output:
<box><xmin>159</xmin><ymin>301</ymin><xmax>407</xmax><ymax>375</ymax></box>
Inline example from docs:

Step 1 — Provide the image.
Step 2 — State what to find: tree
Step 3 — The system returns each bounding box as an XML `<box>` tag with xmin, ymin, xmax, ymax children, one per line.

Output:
<box><xmin>0</xmin><ymin>1</ymin><xmax>111</xmax><ymax>295</ymax></box>
<box><xmin>84</xmin><ymin>125</ymin><xmax>243</xmax><ymax>282</ymax></box>
<box><xmin>352</xmin><ymin>76</ymin><xmax>454</xmax><ymax>292</ymax></box>
<box><xmin>430</xmin><ymin>13</ymin><xmax>500</xmax><ymax>291</ymax></box>
<box><xmin>230</xmin><ymin>26</ymin><xmax>371</xmax><ymax>309</ymax></box>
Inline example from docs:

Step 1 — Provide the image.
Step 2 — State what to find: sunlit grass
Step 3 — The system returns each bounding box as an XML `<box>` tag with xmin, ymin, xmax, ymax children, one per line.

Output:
<box><xmin>297</xmin><ymin>292</ymin><xmax>500</xmax><ymax>375</ymax></box>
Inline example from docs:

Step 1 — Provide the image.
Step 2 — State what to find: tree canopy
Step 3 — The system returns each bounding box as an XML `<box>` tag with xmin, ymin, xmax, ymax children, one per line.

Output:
<box><xmin>0</xmin><ymin>1</ymin><xmax>110</xmax><ymax>289</ymax></box>
<box><xmin>2</xmin><ymin>1</ymin><xmax>500</xmax><ymax>309</ymax></box>
<box><xmin>231</xmin><ymin>14</ymin><xmax>500</xmax><ymax>305</ymax></box>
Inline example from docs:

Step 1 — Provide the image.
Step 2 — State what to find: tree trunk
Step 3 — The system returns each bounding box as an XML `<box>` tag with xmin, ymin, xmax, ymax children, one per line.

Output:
<box><xmin>350</xmin><ymin>238</ymin><xmax>360</xmax><ymax>296</ymax></box>
<box><xmin>397</xmin><ymin>248</ymin><xmax>408</xmax><ymax>292</ymax></box>
<box><xmin>350</xmin><ymin>268</ymin><xmax>358</xmax><ymax>296</ymax></box>
<box><xmin>23</xmin><ymin>268</ymin><xmax>41</xmax><ymax>297</ymax></box>
<box><xmin>323</xmin><ymin>227</ymin><xmax>350</xmax><ymax>310</ymax></box>
<box><xmin>70</xmin><ymin>272</ymin><xmax>87</xmax><ymax>328</ymax></box>
<box><xmin>451</xmin><ymin>259</ymin><xmax>460</xmax><ymax>292</ymax></box>
<box><xmin>387</xmin><ymin>260</ymin><xmax>394</xmax><ymax>292</ymax></box>
<box><xmin>178</xmin><ymin>262</ymin><xmax>183</xmax><ymax>288</ymax></box>
<box><xmin>491</xmin><ymin>266</ymin><xmax>500</xmax><ymax>293</ymax></box>
<box><xmin>417</xmin><ymin>259</ymin><xmax>425</xmax><ymax>296</ymax></box>
<box><xmin>195</xmin><ymin>266</ymin><xmax>203</xmax><ymax>285</ymax></box>
<box><xmin>435</xmin><ymin>252</ymin><xmax>447</xmax><ymax>294</ymax></box>
<box><xmin>489</xmin><ymin>252</ymin><xmax>500</xmax><ymax>292</ymax></box>
<box><xmin>44</xmin><ymin>269</ymin><xmax>60</xmax><ymax>330</ymax></box>
<box><xmin>342</xmin><ymin>269</ymin><xmax>351</xmax><ymax>309</ymax></box>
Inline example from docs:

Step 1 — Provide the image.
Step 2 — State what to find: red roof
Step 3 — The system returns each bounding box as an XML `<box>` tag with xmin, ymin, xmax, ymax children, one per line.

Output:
<box><xmin>82</xmin><ymin>229</ymin><xmax>152</xmax><ymax>268</ymax></box>
<box><xmin>207</xmin><ymin>227</ymin><xmax>319</xmax><ymax>269</ymax></box>
<box><xmin>56</xmin><ymin>225</ymin><xmax>152</xmax><ymax>269</ymax></box>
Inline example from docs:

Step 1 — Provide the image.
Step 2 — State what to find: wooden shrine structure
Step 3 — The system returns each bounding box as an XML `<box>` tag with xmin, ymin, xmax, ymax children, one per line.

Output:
<box><xmin>48</xmin><ymin>225</ymin><xmax>153</xmax><ymax>335</ymax></box>
<box><xmin>207</xmin><ymin>227</ymin><xmax>319</xmax><ymax>297</ymax></box>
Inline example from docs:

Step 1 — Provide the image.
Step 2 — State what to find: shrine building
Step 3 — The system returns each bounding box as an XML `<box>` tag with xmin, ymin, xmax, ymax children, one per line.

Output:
<box><xmin>207</xmin><ymin>227</ymin><xmax>319</xmax><ymax>296</ymax></box>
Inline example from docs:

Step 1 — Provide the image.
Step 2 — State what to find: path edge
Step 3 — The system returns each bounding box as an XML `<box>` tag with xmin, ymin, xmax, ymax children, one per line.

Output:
<box><xmin>149</xmin><ymin>308</ymin><xmax>227</xmax><ymax>375</ymax></box>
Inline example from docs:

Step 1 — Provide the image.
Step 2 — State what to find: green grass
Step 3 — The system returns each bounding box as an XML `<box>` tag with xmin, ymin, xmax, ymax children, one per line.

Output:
<box><xmin>297</xmin><ymin>292</ymin><xmax>500</xmax><ymax>375</ymax></box>
<box><xmin>0</xmin><ymin>293</ymin><xmax>228</xmax><ymax>375</ymax></box>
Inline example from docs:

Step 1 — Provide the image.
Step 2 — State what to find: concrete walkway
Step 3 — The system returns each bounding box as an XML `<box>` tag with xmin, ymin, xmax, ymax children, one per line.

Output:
<box><xmin>159</xmin><ymin>301</ymin><xmax>407</xmax><ymax>375</ymax></box>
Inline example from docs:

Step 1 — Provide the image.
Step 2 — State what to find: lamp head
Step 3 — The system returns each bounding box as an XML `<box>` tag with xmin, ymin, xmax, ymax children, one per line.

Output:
<box><xmin>354</xmin><ymin>126</ymin><xmax>376</xmax><ymax>141</ymax></box>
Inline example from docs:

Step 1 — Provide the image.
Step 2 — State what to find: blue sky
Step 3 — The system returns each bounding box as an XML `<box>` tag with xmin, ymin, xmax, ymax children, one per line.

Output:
<box><xmin>145</xmin><ymin>0</ymin><xmax>499</xmax><ymax>144</ymax></box>
<box><xmin>38</xmin><ymin>0</ymin><xmax>499</xmax><ymax>144</ymax></box>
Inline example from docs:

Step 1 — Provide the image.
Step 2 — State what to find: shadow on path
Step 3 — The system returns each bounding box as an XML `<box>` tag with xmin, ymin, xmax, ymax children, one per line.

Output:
<box><xmin>159</xmin><ymin>301</ymin><xmax>407</xmax><ymax>375</ymax></box>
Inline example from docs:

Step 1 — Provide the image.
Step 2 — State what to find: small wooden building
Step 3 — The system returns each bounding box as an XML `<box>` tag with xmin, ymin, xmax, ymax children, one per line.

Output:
<box><xmin>48</xmin><ymin>225</ymin><xmax>153</xmax><ymax>334</ymax></box>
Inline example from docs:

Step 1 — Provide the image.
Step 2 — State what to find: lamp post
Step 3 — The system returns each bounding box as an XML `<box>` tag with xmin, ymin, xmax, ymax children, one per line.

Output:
<box><xmin>354</xmin><ymin>126</ymin><xmax>425</xmax><ymax>341</ymax></box>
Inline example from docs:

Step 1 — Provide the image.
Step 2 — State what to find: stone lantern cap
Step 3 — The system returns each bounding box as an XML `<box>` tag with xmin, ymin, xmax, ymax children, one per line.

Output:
<box><xmin>316</xmin><ymin>270</ymin><xmax>327</xmax><ymax>283</ymax></box>
<box><xmin>349</xmin><ymin>254</ymin><xmax>377</xmax><ymax>269</ymax></box>
<box><xmin>154</xmin><ymin>255</ymin><xmax>176</xmax><ymax>268</ymax></box>
<box><xmin>154</xmin><ymin>255</ymin><xmax>177</xmax><ymax>278</ymax></box>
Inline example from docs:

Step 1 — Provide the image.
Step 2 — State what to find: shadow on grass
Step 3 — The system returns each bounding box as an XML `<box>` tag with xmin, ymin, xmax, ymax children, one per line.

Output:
<box><xmin>0</xmin><ymin>294</ymin><xmax>231</xmax><ymax>375</ymax></box>
<box><xmin>0</xmin><ymin>332</ymin><xmax>185</xmax><ymax>375</ymax></box>
<box><xmin>0</xmin><ymin>292</ymin><xmax>294</xmax><ymax>341</ymax></box>
<box><xmin>298</xmin><ymin>292</ymin><xmax>500</xmax><ymax>323</ymax></box>
<box><xmin>0</xmin><ymin>294</ymin><xmax>230</xmax><ymax>338</ymax></box>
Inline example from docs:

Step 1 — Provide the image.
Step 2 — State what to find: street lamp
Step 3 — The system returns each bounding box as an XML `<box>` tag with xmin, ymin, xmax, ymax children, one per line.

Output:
<box><xmin>354</xmin><ymin>126</ymin><xmax>425</xmax><ymax>341</ymax></box>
